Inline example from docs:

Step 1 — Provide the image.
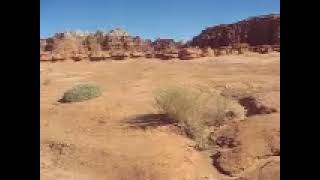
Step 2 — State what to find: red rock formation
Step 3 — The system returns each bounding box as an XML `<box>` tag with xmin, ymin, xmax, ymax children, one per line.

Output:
<box><xmin>40</xmin><ymin>14</ymin><xmax>280</xmax><ymax>62</ymax></box>
<box><xmin>189</xmin><ymin>14</ymin><xmax>280</xmax><ymax>48</ymax></box>
<box><xmin>152</xmin><ymin>39</ymin><xmax>180</xmax><ymax>52</ymax></box>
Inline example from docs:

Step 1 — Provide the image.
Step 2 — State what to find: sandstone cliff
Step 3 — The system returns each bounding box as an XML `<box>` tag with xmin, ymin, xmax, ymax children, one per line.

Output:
<box><xmin>189</xmin><ymin>14</ymin><xmax>280</xmax><ymax>48</ymax></box>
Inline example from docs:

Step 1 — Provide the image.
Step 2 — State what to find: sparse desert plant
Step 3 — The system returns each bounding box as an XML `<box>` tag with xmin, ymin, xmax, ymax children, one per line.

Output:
<box><xmin>154</xmin><ymin>85</ymin><xmax>245</xmax><ymax>150</ymax></box>
<box><xmin>61</xmin><ymin>84</ymin><xmax>102</xmax><ymax>103</ymax></box>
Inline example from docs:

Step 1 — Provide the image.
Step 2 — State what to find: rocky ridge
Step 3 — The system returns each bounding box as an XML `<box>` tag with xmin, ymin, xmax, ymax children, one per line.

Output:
<box><xmin>40</xmin><ymin>14</ymin><xmax>280</xmax><ymax>62</ymax></box>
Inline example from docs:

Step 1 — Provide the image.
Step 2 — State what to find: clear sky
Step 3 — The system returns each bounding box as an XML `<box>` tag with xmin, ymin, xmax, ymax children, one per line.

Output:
<box><xmin>40</xmin><ymin>0</ymin><xmax>279</xmax><ymax>40</ymax></box>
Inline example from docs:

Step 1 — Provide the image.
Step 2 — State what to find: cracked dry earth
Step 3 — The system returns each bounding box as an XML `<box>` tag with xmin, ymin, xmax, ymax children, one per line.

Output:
<box><xmin>40</xmin><ymin>52</ymin><xmax>280</xmax><ymax>180</ymax></box>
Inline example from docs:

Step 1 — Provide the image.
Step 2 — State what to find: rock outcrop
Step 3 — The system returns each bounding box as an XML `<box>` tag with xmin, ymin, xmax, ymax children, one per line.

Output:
<box><xmin>178</xmin><ymin>47</ymin><xmax>202</xmax><ymax>60</ymax></box>
<box><xmin>201</xmin><ymin>47</ymin><xmax>216</xmax><ymax>57</ymax></box>
<box><xmin>41</xmin><ymin>28</ymin><xmax>154</xmax><ymax>61</ymax></box>
<box><xmin>40</xmin><ymin>14</ymin><xmax>280</xmax><ymax>62</ymax></box>
<box><xmin>152</xmin><ymin>39</ymin><xmax>180</xmax><ymax>52</ymax></box>
<box><xmin>111</xmin><ymin>51</ymin><xmax>130</xmax><ymax>60</ymax></box>
<box><xmin>189</xmin><ymin>14</ymin><xmax>280</xmax><ymax>48</ymax></box>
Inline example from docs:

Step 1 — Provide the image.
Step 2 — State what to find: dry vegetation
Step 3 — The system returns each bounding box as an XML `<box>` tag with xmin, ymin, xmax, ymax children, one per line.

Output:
<box><xmin>61</xmin><ymin>84</ymin><xmax>102</xmax><ymax>103</ymax></box>
<box><xmin>154</xmin><ymin>85</ymin><xmax>245</xmax><ymax>149</ymax></box>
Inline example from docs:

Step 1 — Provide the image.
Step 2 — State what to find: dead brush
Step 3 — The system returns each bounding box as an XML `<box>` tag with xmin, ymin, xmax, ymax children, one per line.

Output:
<box><xmin>154</xmin><ymin>85</ymin><xmax>246</xmax><ymax>150</ymax></box>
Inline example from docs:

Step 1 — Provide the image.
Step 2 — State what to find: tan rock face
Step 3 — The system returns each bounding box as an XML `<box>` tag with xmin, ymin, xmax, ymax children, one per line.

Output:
<box><xmin>111</xmin><ymin>51</ymin><xmax>130</xmax><ymax>60</ymax></box>
<box><xmin>71</xmin><ymin>54</ymin><xmax>88</xmax><ymax>61</ymax></box>
<box><xmin>178</xmin><ymin>47</ymin><xmax>202</xmax><ymax>60</ymax></box>
<box><xmin>89</xmin><ymin>51</ymin><xmax>105</xmax><ymax>61</ymax></box>
<box><xmin>201</xmin><ymin>47</ymin><xmax>215</xmax><ymax>57</ymax></box>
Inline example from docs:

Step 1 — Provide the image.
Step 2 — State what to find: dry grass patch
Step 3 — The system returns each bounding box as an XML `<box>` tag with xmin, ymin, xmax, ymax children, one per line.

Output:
<box><xmin>154</xmin><ymin>85</ymin><xmax>245</xmax><ymax>150</ymax></box>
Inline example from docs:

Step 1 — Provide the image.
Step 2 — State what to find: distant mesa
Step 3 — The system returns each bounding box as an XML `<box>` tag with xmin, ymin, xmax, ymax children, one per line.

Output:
<box><xmin>40</xmin><ymin>14</ymin><xmax>280</xmax><ymax>62</ymax></box>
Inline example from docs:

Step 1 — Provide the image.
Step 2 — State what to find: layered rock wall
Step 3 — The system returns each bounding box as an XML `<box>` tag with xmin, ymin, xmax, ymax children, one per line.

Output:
<box><xmin>189</xmin><ymin>14</ymin><xmax>280</xmax><ymax>48</ymax></box>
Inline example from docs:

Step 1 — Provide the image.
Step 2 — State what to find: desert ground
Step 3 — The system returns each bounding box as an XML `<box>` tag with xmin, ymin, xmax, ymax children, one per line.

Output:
<box><xmin>40</xmin><ymin>52</ymin><xmax>280</xmax><ymax>180</ymax></box>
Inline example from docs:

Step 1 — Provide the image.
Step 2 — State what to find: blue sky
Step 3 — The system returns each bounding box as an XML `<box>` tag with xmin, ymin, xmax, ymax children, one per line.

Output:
<box><xmin>40</xmin><ymin>0</ymin><xmax>279</xmax><ymax>40</ymax></box>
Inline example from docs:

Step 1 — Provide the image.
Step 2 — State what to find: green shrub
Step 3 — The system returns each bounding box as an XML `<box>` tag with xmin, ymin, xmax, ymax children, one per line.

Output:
<box><xmin>154</xmin><ymin>86</ymin><xmax>245</xmax><ymax>150</ymax></box>
<box><xmin>61</xmin><ymin>84</ymin><xmax>102</xmax><ymax>103</ymax></box>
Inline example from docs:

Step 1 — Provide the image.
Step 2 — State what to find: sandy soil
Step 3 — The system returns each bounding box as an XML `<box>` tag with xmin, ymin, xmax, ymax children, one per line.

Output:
<box><xmin>40</xmin><ymin>52</ymin><xmax>280</xmax><ymax>180</ymax></box>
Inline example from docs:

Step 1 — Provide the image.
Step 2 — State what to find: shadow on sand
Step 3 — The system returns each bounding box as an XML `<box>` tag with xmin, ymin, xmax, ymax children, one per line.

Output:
<box><xmin>125</xmin><ymin>113</ymin><xmax>174</xmax><ymax>129</ymax></box>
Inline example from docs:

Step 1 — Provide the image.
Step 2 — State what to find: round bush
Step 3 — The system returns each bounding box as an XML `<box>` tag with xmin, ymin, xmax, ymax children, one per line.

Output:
<box><xmin>61</xmin><ymin>84</ymin><xmax>102</xmax><ymax>103</ymax></box>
